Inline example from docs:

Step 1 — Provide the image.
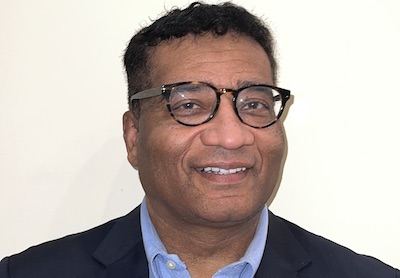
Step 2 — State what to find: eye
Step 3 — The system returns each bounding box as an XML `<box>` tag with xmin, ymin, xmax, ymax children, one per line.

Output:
<box><xmin>171</xmin><ymin>99</ymin><xmax>207</xmax><ymax>116</ymax></box>
<box><xmin>173</xmin><ymin>101</ymin><xmax>199</xmax><ymax>110</ymax></box>
<box><xmin>238</xmin><ymin>99</ymin><xmax>271</xmax><ymax>112</ymax></box>
<box><xmin>183</xmin><ymin>103</ymin><xmax>196</xmax><ymax>109</ymax></box>
<box><xmin>242</xmin><ymin>101</ymin><xmax>268</xmax><ymax>110</ymax></box>
<box><xmin>169</xmin><ymin>85</ymin><xmax>216</xmax><ymax>117</ymax></box>
<box><xmin>237</xmin><ymin>86</ymin><xmax>277</xmax><ymax>116</ymax></box>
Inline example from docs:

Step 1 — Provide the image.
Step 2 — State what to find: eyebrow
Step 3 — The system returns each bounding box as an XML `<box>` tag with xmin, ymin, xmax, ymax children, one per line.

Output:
<box><xmin>236</xmin><ymin>80</ymin><xmax>272</xmax><ymax>88</ymax></box>
<box><xmin>200</xmin><ymin>79</ymin><xmax>272</xmax><ymax>90</ymax></box>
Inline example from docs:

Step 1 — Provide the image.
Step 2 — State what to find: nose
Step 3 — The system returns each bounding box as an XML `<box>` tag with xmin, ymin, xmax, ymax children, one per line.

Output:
<box><xmin>200</xmin><ymin>96</ymin><xmax>255</xmax><ymax>149</ymax></box>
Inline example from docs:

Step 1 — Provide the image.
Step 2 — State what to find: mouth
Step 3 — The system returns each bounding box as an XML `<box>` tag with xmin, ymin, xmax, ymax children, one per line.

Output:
<box><xmin>198</xmin><ymin>167</ymin><xmax>247</xmax><ymax>175</ymax></box>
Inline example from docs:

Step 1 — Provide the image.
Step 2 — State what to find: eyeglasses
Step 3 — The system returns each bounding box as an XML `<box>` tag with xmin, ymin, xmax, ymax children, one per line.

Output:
<box><xmin>130</xmin><ymin>81</ymin><xmax>291</xmax><ymax>128</ymax></box>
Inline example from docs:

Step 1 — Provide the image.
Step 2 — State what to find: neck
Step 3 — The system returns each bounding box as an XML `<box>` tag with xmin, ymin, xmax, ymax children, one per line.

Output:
<box><xmin>146</xmin><ymin>201</ymin><xmax>262</xmax><ymax>276</ymax></box>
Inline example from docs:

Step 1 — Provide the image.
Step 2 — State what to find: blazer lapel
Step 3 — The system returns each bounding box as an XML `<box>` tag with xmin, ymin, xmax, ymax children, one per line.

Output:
<box><xmin>255</xmin><ymin>211</ymin><xmax>312</xmax><ymax>277</ymax></box>
<box><xmin>88</xmin><ymin>207</ymin><xmax>312</xmax><ymax>277</ymax></box>
<box><xmin>92</xmin><ymin>206</ymin><xmax>149</xmax><ymax>278</ymax></box>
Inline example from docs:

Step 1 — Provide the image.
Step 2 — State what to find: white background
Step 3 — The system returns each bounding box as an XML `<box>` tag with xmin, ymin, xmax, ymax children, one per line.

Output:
<box><xmin>1</xmin><ymin>0</ymin><xmax>399</xmax><ymax>268</ymax></box>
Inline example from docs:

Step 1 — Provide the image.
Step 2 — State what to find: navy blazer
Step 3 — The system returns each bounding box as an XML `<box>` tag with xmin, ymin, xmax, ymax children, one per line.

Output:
<box><xmin>0</xmin><ymin>206</ymin><xmax>398</xmax><ymax>277</ymax></box>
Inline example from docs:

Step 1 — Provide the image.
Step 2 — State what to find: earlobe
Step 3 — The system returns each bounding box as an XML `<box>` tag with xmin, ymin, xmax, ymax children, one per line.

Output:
<box><xmin>123</xmin><ymin>111</ymin><xmax>139</xmax><ymax>169</ymax></box>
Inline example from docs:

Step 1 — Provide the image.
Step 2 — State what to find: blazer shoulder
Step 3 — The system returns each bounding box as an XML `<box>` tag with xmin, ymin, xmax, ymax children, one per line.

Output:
<box><xmin>0</xmin><ymin>206</ymin><xmax>146</xmax><ymax>278</ymax></box>
<box><xmin>0</xmin><ymin>217</ymin><xmax>117</xmax><ymax>278</ymax></box>
<box><xmin>266</xmin><ymin>211</ymin><xmax>399</xmax><ymax>277</ymax></box>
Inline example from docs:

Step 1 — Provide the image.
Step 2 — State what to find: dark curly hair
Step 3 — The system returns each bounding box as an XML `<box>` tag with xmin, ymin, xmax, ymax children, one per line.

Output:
<box><xmin>124</xmin><ymin>1</ymin><xmax>278</xmax><ymax>111</ymax></box>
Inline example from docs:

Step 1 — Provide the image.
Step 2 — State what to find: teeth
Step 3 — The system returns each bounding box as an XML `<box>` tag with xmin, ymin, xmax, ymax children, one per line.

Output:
<box><xmin>201</xmin><ymin>167</ymin><xmax>247</xmax><ymax>175</ymax></box>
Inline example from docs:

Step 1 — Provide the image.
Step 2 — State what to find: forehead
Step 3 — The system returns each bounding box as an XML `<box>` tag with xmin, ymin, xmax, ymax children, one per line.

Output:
<box><xmin>149</xmin><ymin>33</ymin><xmax>273</xmax><ymax>88</ymax></box>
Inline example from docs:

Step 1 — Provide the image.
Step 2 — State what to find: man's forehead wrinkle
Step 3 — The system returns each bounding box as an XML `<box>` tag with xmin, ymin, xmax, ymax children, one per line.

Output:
<box><xmin>149</xmin><ymin>34</ymin><xmax>272</xmax><ymax>87</ymax></box>
<box><xmin>154</xmin><ymin>33</ymin><xmax>263</xmax><ymax>57</ymax></box>
<box><xmin>151</xmin><ymin>64</ymin><xmax>271</xmax><ymax>89</ymax></box>
<box><xmin>188</xmin><ymin>49</ymin><xmax>264</xmax><ymax>63</ymax></box>
<box><xmin>180</xmin><ymin>60</ymin><xmax>272</xmax><ymax>86</ymax></box>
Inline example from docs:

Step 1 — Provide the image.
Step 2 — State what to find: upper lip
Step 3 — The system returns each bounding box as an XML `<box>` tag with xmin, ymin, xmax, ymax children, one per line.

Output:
<box><xmin>195</xmin><ymin>161</ymin><xmax>254</xmax><ymax>171</ymax></box>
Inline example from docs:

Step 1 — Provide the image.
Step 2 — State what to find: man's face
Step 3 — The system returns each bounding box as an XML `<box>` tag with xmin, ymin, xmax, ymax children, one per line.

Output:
<box><xmin>124</xmin><ymin>33</ymin><xmax>286</xmax><ymax>228</ymax></box>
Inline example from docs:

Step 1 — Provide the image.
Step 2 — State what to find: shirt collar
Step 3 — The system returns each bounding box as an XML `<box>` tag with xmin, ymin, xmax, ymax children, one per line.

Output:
<box><xmin>140</xmin><ymin>198</ymin><xmax>269</xmax><ymax>277</ymax></box>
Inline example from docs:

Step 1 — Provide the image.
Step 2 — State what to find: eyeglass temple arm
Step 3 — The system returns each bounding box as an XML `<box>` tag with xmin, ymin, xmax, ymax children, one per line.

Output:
<box><xmin>130</xmin><ymin>87</ymin><xmax>163</xmax><ymax>101</ymax></box>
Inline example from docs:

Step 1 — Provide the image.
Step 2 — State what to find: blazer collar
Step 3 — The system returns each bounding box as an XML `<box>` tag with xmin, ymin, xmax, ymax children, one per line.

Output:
<box><xmin>90</xmin><ymin>206</ymin><xmax>311</xmax><ymax>277</ymax></box>
<box><xmin>92</xmin><ymin>206</ymin><xmax>148</xmax><ymax>277</ymax></box>
<box><xmin>255</xmin><ymin>210</ymin><xmax>312</xmax><ymax>277</ymax></box>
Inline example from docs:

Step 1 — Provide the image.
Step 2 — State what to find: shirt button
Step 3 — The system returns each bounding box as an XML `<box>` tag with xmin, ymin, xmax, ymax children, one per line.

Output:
<box><xmin>166</xmin><ymin>260</ymin><xmax>176</xmax><ymax>270</ymax></box>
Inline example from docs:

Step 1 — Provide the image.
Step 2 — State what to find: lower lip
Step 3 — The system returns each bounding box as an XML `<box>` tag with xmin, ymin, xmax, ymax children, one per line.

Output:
<box><xmin>197</xmin><ymin>169</ymin><xmax>248</xmax><ymax>185</ymax></box>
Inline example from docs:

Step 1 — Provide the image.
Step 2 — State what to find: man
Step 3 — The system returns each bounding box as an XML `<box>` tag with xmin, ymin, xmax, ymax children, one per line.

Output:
<box><xmin>0</xmin><ymin>2</ymin><xmax>398</xmax><ymax>277</ymax></box>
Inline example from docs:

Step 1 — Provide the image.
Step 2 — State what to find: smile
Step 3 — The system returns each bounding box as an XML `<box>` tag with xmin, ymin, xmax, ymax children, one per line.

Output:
<box><xmin>199</xmin><ymin>167</ymin><xmax>247</xmax><ymax>175</ymax></box>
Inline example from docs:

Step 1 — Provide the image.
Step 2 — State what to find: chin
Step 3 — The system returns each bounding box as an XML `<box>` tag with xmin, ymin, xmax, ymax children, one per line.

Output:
<box><xmin>196</xmin><ymin>199</ymin><xmax>263</xmax><ymax>225</ymax></box>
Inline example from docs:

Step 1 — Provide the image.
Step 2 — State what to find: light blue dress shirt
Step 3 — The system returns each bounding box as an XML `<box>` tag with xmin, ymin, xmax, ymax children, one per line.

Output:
<box><xmin>140</xmin><ymin>198</ymin><xmax>269</xmax><ymax>278</ymax></box>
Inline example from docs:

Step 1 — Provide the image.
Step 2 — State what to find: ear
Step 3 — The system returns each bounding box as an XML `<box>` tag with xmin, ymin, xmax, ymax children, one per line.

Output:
<box><xmin>123</xmin><ymin>111</ymin><xmax>139</xmax><ymax>169</ymax></box>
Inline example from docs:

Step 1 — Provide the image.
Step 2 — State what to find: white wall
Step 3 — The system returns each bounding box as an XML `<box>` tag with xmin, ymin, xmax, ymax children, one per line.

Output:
<box><xmin>1</xmin><ymin>0</ymin><xmax>399</xmax><ymax>268</ymax></box>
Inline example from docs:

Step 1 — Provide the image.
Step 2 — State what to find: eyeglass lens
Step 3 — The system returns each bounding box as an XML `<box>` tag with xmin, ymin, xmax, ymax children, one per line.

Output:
<box><xmin>167</xmin><ymin>83</ymin><xmax>283</xmax><ymax>127</ymax></box>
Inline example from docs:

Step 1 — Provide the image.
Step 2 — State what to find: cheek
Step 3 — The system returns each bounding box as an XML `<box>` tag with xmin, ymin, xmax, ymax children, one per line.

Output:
<box><xmin>135</xmin><ymin>123</ymin><xmax>193</xmax><ymax>193</ymax></box>
<box><xmin>136</xmin><ymin>139</ymin><xmax>172</xmax><ymax>198</ymax></box>
<box><xmin>136</xmin><ymin>107</ymin><xmax>180</xmax><ymax>167</ymax></box>
<box><xmin>259</xmin><ymin>123</ymin><xmax>286</xmax><ymax>156</ymax></box>
<box><xmin>258</xmin><ymin>125</ymin><xmax>287</xmax><ymax>183</ymax></box>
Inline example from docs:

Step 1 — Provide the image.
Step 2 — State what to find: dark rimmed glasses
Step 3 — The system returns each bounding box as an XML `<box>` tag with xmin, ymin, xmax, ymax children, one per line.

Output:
<box><xmin>130</xmin><ymin>81</ymin><xmax>291</xmax><ymax>128</ymax></box>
